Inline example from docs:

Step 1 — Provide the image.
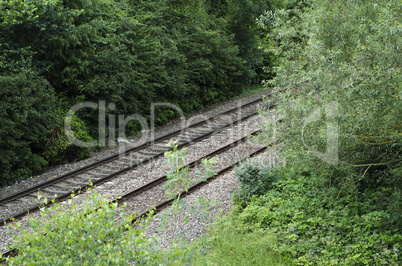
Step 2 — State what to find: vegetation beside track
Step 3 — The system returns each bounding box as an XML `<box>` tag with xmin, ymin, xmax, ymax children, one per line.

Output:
<box><xmin>2</xmin><ymin>141</ymin><xmax>218</xmax><ymax>264</ymax></box>
<box><xmin>201</xmin><ymin>0</ymin><xmax>402</xmax><ymax>264</ymax></box>
<box><xmin>3</xmin><ymin>191</ymin><xmax>205</xmax><ymax>265</ymax></box>
<box><xmin>2</xmin><ymin>0</ymin><xmax>400</xmax><ymax>264</ymax></box>
<box><xmin>0</xmin><ymin>0</ymin><xmax>275</xmax><ymax>186</ymax></box>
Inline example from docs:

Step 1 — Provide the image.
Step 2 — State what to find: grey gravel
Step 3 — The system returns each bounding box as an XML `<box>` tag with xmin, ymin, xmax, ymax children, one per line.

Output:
<box><xmin>0</xmin><ymin>90</ymin><xmax>269</xmax><ymax>199</ymax></box>
<box><xmin>120</xmin><ymin>141</ymin><xmax>262</xmax><ymax>217</ymax></box>
<box><xmin>143</xmin><ymin>151</ymin><xmax>275</xmax><ymax>250</ymax></box>
<box><xmin>0</xmin><ymin>90</ymin><xmax>272</xmax><ymax>254</ymax></box>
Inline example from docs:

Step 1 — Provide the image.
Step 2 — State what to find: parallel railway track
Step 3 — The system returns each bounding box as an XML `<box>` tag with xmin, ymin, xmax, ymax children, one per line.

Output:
<box><xmin>113</xmin><ymin>130</ymin><xmax>264</xmax><ymax>211</ymax></box>
<box><xmin>1</xmin><ymin>94</ymin><xmax>275</xmax><ymax>260</ymax></box>
<box><xmin>0</xmin><ymin>95</ymin><xmax>269</xmax><ymax>225</ymax></box>
<box><xmin>1</xmin><ymin>129</ymin><xmax>268</xmax><ymax>259</ymax></box>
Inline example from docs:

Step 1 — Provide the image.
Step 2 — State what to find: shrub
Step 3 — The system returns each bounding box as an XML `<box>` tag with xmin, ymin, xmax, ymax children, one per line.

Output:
<box><xmin>233</xmin><ymin>158</ymin><xmax>277</xmax><ymax>205</ymax></box>
<box><xmin>1</xmin><ymin>0</ymin><xmax>275</xmax><ymax>185</ymax></box>
<box><xmin>242</xmin><ymin>1</ymin><xmax>402</xmax><ymax>263</ymax></box>
<box><xmin>0</xmin><ymin>70</ymin><xmax>93</xmax><ymax>185</ymax></box>
<box><xmin>3</xmin><ymin>191</ymin><xmax>209</xmax><ymax>265</ymax></box>
<box><xmin>0</xmin><ymin>71</ymin><xmax>57</xmax><ymax>185</ymax></box>
<box><xmin>258</xmin><ymin>0</ymin><xmax>401</xmax><ymax>190</ymax></box>
<box><xmin>42</xmin><ymin>99</ymin><xmax>94</xmax><ymax>164</ymax></box>
<box><xmin>235</xmin><ymin>168</ymin><xmax>402</xmax><ymax>265</ymax></box>
<box><xmin>4</xmin><ymin>192</ymin><xmax>161</xmax><ymax>265</ymax></box>
<box><xmin>2</xmin><ymin>146</ymin><xmax>218</xmax><ymax>265</ymax></box>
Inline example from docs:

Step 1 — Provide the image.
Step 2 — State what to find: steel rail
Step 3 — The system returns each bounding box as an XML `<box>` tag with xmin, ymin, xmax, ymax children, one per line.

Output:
<box><xmin>110</xmin><ymin>130</ymin><xmax>262</xmax><ymax>205</ymax></box>
<box><xmin>95</xmin><ymin>146</ymin><xmax>268</xmax><ymax>260</ymax></box>
<box><xmin>1</xmin><ymin>134</ymin><xmax>267</xmax><ymax>260</ymax></box>
<box><xmin>133</xmin><ymin>146</ymin><xmax>267</xmax><ymax>221</ymax></box>
<box><xmin>0</xmin><ymin>96</ymin><xmax>265</xmax><ymax>205</ymax></box>
<box><xmin>0</xmin><ymin>97</ymin><xmax>271</xmax><ymax>225</ymax></box>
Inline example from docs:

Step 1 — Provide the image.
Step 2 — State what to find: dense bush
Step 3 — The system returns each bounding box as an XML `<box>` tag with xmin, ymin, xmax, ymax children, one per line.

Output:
<box><xmin>259</xmin><ymin>0</ymin><xmax>401</xmax><ymax>189</ymax></box>
<box><xmin>3</xmin><ymin>148</ymin><xmax>218</xmax><ymax>265</ymax></box>
<box><xmin>0</xmin><ymin>70</ymin><xmax>57</xmax><ymax>184</ymax></box>
<box><xmin>3</xmin><ymin>191</ymin><xmax>207</xmax><ymax>265</ymax></box>
<box><xmin>5</xmin><ymin>193</ymin><xmax>156</xmax><ymax>265</ymax></box>
<box><xmin>0</xmin><ymin>0</ymin><xmax>95</xmax><ymax>184</ymax></box>
<box><xmin>42</xmin><ymin>101</ymin><xmax>94</xmax><ymax>165</ymax></box>
<box><xmin>233</xmin><ymin>158</ymin><xmax>277</xmax><ymax>205</ymax></box>
<box><xmin>235</xmin><ymin>168</ymin><xmax>402</xmax><ymax>265</ymax></box>
<box><xmin>225</xmin><ymin>0</ymin><xmax>402</xmax><ymax>263</ymax></box>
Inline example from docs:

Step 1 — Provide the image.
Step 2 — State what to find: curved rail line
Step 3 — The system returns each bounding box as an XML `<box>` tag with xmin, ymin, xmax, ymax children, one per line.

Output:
<box><xmin>1</xmin><ymin>128</ymin><xmax>268</xmax><ymax>260</ymax></box>
<box><xmin>0</xmin><ymin>95</ymin><xmax>269</xmax><ymax>225</ymax></box>
<box><xmin>112</xmin><ymin>129</ymin><xmax>262</xmax><ymax>207</ymax></box>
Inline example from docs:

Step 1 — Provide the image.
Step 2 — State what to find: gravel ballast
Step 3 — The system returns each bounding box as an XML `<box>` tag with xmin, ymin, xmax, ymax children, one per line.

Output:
<box><xmin>0</xmin><ymin>90</ymin><xmax>273</xmax><ymax>255</ymax></box>
<box><xmin>0</xmin><ymin>90</ymin><xmax>269</xmax><ymax>199</ymax></box>
<box><xmin>143</xmin><ymin>151</ymin><xmax>275</xmax><ymax>250</ymax></box>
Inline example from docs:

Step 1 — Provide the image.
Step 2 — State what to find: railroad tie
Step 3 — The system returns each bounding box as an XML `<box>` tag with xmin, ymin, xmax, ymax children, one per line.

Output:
<box><xmin>41</xmin><ymin>188</ymin><xmax>70</xmax><ymax>196</ymax></box>
<box><xmin>113</xmin><ymin>160</ymin><xmax>131</xmax><ymax>166</ymax></box>
<box><xmin>87</xmin><ymin>170</ymin><xmax>111</xmax><ymax>176</ymax></box>
<box><xmin>17</xmin><ymin>197</ymin><xmax>35</xmax><ymax>204</ymax></box>
<box><xmin>52</xmin><ymin>184</ymin><xmax>81</xmax><ymax>192</ymax></box>
<box><xmin>138</xmin><ymin>150</ymin><xmax>162</xmax><ymax>157</ymax></box>
<box><xmin>187</xmin><ymin>128</ymin><xmax>211</xmax><ymax>134</ymax></box>
<box><xmin>149</xmin><ymin>145</ymin><xmax>170</xmax><ymax>152</ymax></box>
<box><xmin>63</xmin><ymin>180</ymin><xmax>89</xmax><ymax>187</ymax></box>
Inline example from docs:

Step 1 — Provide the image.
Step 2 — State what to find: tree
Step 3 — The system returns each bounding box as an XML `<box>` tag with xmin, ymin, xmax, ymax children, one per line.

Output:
<box><xmin>0</xmin><ymin>70</ymin><xmax>57</xmax><ymax>184</ymax></box>
<box><xmin>259</xmin><ymin>0</ymin><xmax>401</xmax><ymax>191</ymax></box>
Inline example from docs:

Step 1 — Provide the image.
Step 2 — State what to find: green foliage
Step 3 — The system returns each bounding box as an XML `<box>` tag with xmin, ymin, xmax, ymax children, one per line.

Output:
<box><xmin>203</xmin><ymin>216</ymin><xmax>286</xmax><ymax>265</ymax></box>
<box><xmin>233</xmin><ymin>158</ymin><xmax>277</xmax><ymax>205</ymax></box>
<box><xmin>0</xmin><ymin>0</ymin><xmax>79</xmax><ymax>74</ymax></box>
<box><xmin>232</xmin><ymin>85</ymin><xmax>268</xmax><ymax>100</ymax></box>
<box><xmin>0</xmin><ymin>70</ymin><xmax>57</xmax><ymax>185</ymax></box>
<box><xmin>4</xmin><ymin>193</ymin><xmax>160</xmax><ymax>265</ymax></box>
<box><xmin>206</xmin><ymin>0</ymin><xmax>277</xmax><ymax>83</ymax></box>
<box><xmin>43</xmin><ymin>100</ymin><xmax>94</xmax><ymax>164</ymax></box>
<box><xmin>235</xmin><ymin>168</ymin><xmax>402</xmax><ymax>265</ymax></box>
<box><xmin>257</xmin><ymin>0</ymin><xmax>311</xmax><ymax>81</ymax></box>
<box><xmin>0</xmin><ymin>0</ymin><xmax>93</xmax><ymax>184</ymax></box>
<box><xmin>131</xmin><ymin>0</ymin><xmax>248</xmax><ymax>112</ymax></box>
<box><xmin>0</xmin><ymin>0</ymin><xmax>276</xmax><ymax>184</ymax></box>
<box><xmin>1</xmin><ymin>145</ymin><xmax>224</xmax><ymax>264</ymax></box>
<box><xmin>216</xmin><ymin>0</ymin><xmax>402</xmax><ymax>264</ymax></box>
<box><xmin>3</xmin><ymin>191</ymin><xmax>207</xmax><ymax>265</ymax></box>
<box><xmin>259</xmin><ymin>0</ymin><xmax>401</xmax><ymax>191</ymax></box>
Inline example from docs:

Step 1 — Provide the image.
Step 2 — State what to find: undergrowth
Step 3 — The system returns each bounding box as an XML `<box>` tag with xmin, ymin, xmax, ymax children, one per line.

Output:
<box><xmin>202</xmin><ymin>216</ymin><xmax>286</xmax><ymax>265</ymax></box>
<box><xmin>225</xmin><ymin>164</ymin><xmax>402</xmax><ymax>265</ymax></box>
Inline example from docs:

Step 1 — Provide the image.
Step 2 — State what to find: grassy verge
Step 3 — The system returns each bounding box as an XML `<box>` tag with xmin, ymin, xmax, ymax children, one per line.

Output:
<box><xmin>199</xmin><ymin>162</ymin><xmax>401</xmax><ymax>265</ymax></box>
<box><xmin>201</xmin><ymin>217</ymin><xmax>286</xmax><ymax>265</ymax></box>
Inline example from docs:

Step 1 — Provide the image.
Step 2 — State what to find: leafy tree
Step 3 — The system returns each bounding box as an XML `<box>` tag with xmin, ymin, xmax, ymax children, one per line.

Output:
<box><xmin>0</xmin><ymin>0</ymin><xmax>275</xmax><ymax>184</ymax></box>
<box><xmin>231</xmin><ymin>2</ymin><xmax>402</xmax><ymax>259</ymax></box>
<box><xmin>0</xmin><ymin>70</ymin><xmax>57</xmax><ymax>185</ymax></box>
<box><xmin>130</xmin><ymin>0</ymin><xmax>247</xmax><ymax>113</ymax></box>
<box><xmin>0</xmin><ymin>0</ymin><xmax>92</xmax><ymax>184</ymax></box>
<box><xmin>0</xmin><ymin>0</ymin><xmax>78</xmax><ymax>76</ymax></box>
<box><xmin>259</xmin><ymin>0</ymin><xmax>401</xmax><ymax>192</ymax></box>
<box><xmin>204</xmin><ymin>0</ymin><xmax>277</xmax><ymax>83</ymax></box>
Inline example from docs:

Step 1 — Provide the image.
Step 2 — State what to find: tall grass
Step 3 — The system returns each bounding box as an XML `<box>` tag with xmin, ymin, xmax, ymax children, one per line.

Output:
<box><xmin>203</xmin><ymin>218</ymin><xmax>286</xmax><ymax>265</ymax></box>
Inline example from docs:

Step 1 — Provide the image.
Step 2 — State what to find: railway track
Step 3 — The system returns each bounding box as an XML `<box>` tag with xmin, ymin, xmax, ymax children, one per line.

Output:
<box><xmin>113</xmin><ymin>130</ymin><xmax>264</xmax><ymax>212</ymax></box>
<box><xmin>0</xmin><ymin>90</ymin><xmax>276</xmax><ymax>259</ymax></box>
<box><xmin>0</xmin><ymin>95</ymin><xmax>269</xmax><ymax>225</ymax></box>
<box><xmin>1</xmin><ymin>128</ymin><xmax>268</xmax><ymax>260</ymax></box>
